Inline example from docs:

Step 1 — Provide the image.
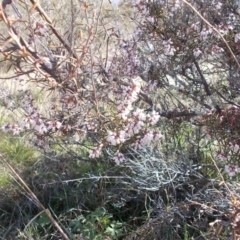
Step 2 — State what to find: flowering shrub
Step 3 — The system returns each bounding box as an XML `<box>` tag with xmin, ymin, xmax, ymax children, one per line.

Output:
<box><xmin>0</xmin><ymin>0</ymin><xmax>240</xmax><ymax>173</ymax></box>
<box><xmin>2</xmin><ymin>0</ymin><xmax>240</xmax><ymax>239</ymax></box>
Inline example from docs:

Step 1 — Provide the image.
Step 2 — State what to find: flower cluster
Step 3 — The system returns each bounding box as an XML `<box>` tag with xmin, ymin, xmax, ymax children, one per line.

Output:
<box><xmin>132</xmin><ymin>130</ymin><xmax>162</xmax><ymax>149</ymax></box>
<box><xmin>89</xmin><ymin>144</ymin><xmax>103</xmax><ymax>158</ymax></box>
<box><xmin>113</xmin><ymin>150</ymin><xmax>125</xmax><ymax>165</ymax></box>
<box><xmin>1</xmin><ymin>123</ymin><xmax>21</xmax><ymax>135</ymax></box>
<box><xmin>1</xmin><ymin>90</ymin><xmax>62</xmax><ymax>144</ymax></box>
<box><xmin>229</xmin><ymin>142</ymin><xmax>240</xmax><ymax>153</ymax></box>
<box><xmin>162</xmin><ymin>39</ymin><xmax>176</xmax><ymax>56</ymax></box>
<box><xmin>89</xmin><ymin>76</ymin><xmax>162</xmax><ymax>162</ymax></box>
<box><xmin>225</xmin><ymin>164</ymin><xmax>240</xmax><ymax>177</ymax></box>
<box><xmin>117</xmin><ymin>78</ymin><xmax>142</xmax><ymax>120</ymax></box>
<box><xmin>215</xmin><ymin>151</ymin><xmax>228</xmax><ymax>161</ymax></box>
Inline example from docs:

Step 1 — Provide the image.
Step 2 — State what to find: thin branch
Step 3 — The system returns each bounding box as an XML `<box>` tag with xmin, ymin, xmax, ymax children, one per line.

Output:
<box><xmin>181</xmin><ymin>0</ymin><xmax>240</xmax><ymax>70</ymax></box>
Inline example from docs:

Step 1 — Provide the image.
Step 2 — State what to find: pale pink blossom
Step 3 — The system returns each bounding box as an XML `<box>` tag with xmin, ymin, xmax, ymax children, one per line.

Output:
<box><xmin>140</xmin><ymin>130</ymin><xmax>154</xmax><ymax>146</ymax></box>
<box><xmin>33</xmin><ymin>135</ymin><xmax>48</xmax><ymax>147</ymax></box>
<box><xmin>193</xmin><ymin>48</ymin><xmax>202</xmax><ymax>58</ymax></box>
<box><xmin>229</xmin><ymin>142</ymin><xmax>240</xmax><ymax>153</ymax></box>
<box><xmin>216</xmin><ymin>2</ymin><xmax>222</xmax><ymax>10</ymax></box>
<box><xmin>171</xmin><ymin>0</ymin><xmax>181</xmax><ymax>12</ymax></box>
<box><xmin>132</xmin><ymin>137</ymin><xmax>142</xmax><ymax>149</ymax></box>
<box><xmin>85</xmin><ymin>121</ymin><xmax>97</xmax><ymax>131</ymax></box>
<box><xmin>34</xmin><ymin>20</ymin><xmax>48</xmax><ymax>36</ymax></box>
<box><xmin>11</xmin><ymin>125</ymin><xmax>21</xmax><ymax>135</ymax></box>
<box><xmin>190</xmin><ymin>22</ymin><xmax>200</xmax><ymax>31</ymax></box>
<box><xmin>132</xmin><ymin>121</ymin><xmax>145</xmax><ymax>134</ymax></box>
<box><xmin>147</xmin><ymin>110</ymin><xmax>160</xmax><ymax>125</ymax></box>
<box><xmin>235</xmin><ymin>33</ymin><xmax>240</xmax><ymax>43</ymax></box>
<box><xmin>1</xmin><ymin>124</ymin><xmax>21</xmax><ymax>134</ymax></box>
<box><xmin>34</xmin><ymin>120</ymin><xmax>48</xmax><ymax>134</ymax></box>
<box><xmin>20</xmin><ymin>116</ymin><xmax>32</xmax><ymax>129</ymax></box>
<box><xmin>106</xmin><ymin>130</ymin><xmax>125</xmax><ymax>146</ymax></box>
<box><xmin>47</xmin><ymin>121</ymin><xmax>62</xmax><ymax>131</ymax></box>
<box><xmin>113</xmin><ymin>151</ymin><xmax>125</xmax><ymax>165</ymax></box>
<box><xmin>133</xmin><ymin>108</ymin><xmax>147</xmax><ymax>121</ymax></box>
<box><xmin>89</xmin><ymin>144</ymin><xmax>103</xmax><ymax>158</ymax></box>
<box><xmin>163</xmin><ymin>39</ymin><xmax>176</xmax><ymax>56</ymax></box>
<box><xmin>215</xmin><ymin>151</ymin><xmax>228</xmax><ymax>161</ymax></box>
<box><xmin>200</xmin><ymin>27</ymin><xmax>213</xmax><ymax>39</ymax></box>
<box><xmin>225</xmin><ymin>164</ymin><xmax>240</xmax><ymax>177</ymax></box>
<box><xmin>118</xmin><ymin>102</ymin><xmax>133</xmax><ymax>120</ymax></box>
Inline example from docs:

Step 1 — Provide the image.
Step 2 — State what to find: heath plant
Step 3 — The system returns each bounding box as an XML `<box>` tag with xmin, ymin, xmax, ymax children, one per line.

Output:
<box><xmin>2</xmin><ymin>0</ymin><xmax>240</xmax><ymax>238</ymax></box>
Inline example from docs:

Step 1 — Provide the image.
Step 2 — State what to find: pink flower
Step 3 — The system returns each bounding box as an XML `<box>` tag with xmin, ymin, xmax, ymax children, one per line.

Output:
<box><xmin>171</xmin><ymin>0</ymin><xmax>181</xmax><ymax>12</ymax></box>
<box><xmin>106</xmin><ymin>130</ymin><xmax>125</xmax><ymax>146</ymax></box>
<box><xmin>113</xmin><ymin>151</ymin><xmax>125</xmax><ymax>165</ymax></box>
<box><xmin>216</xmin><ymin>2</ymin><xmax>222</xmax><ymax>10</ymax></box>
<box><xmin>133</xmin><ymin>108</ymin><xmax>147</xmax><ymax>121</ymax></box>
<box><xmin>229</xmin><ymin>142</ymin><xmax>240</xmax><ymax>153</ymax></box>
<box><xmin>1</xmin><ymin>124</ymin><xmax>21</xmax><ymax>135</ymax></box>
<box><xmin>47</xmin><ymin>121</ymin><xmax>62</xmax><ymax>132</ymax></box>
<box><xmin>163</xmin><ymin>39</ymin><xmax>176</xmax><ymax>56</ymax></box>
<box><xmin>193</xmin><ymin>48</ymin><xmax>202</xmax><ymax>58</ymax></box>
<box><xmin>147</xmin><ymin>110</ymin><xmax>160</xmax><ymax>125</ymax></box>
<box><xmin>34</xmin><ymin>120</ymin><xmax>48</xmax><ymax>134</ymax></box>
<box><xmin>132</xmin><ymin>121</ymin><xmax>145</xmax><ymax>134</ymax></box>
<box><xmin>140</xmin><ymin>130</ymin><xmax>154</xmax><ymax>146</ymax></box>
<box><xmin>89</xmin><ymin>144</ymin><xmax>103</xmax><ymax>158</ymax></box>
<box><xmin>225</xmin><ymin>164</ymin><xmax>240</xmax><ymax>177</ymax></box>
<box><xmin>215</xmin><ymin>151</ymin><xmax>228</xmax><ymax>161</ymax></box>
<box><xmin>118</xmin><ymin>102</ymin><xmax>133</xmax><ymax>120</ymax></box>
<box><xmin>235</xmin><ymin>33</ymin><xmax>240</xmax><ymax>43</ymax></box>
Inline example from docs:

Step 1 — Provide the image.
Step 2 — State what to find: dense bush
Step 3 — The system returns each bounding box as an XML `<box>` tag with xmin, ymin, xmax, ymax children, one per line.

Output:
<box><xmin>1</xmin><ymin>0</ymin><xmax>240</xmax><ymax>239</ymax></box>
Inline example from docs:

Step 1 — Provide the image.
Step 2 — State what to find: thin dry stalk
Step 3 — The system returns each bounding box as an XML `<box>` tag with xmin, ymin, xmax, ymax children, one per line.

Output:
<box><xmin>0</xmin><ymin>153</ymin><xmax>70</xmax><ymax>240</ymax></box>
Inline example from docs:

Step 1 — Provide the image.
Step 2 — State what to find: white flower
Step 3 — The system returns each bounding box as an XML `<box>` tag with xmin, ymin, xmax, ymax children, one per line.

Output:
<box><xmin>200</xmin><ymin>27</ymin><xmax>213</xmax><ymax>39</ymax></box>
